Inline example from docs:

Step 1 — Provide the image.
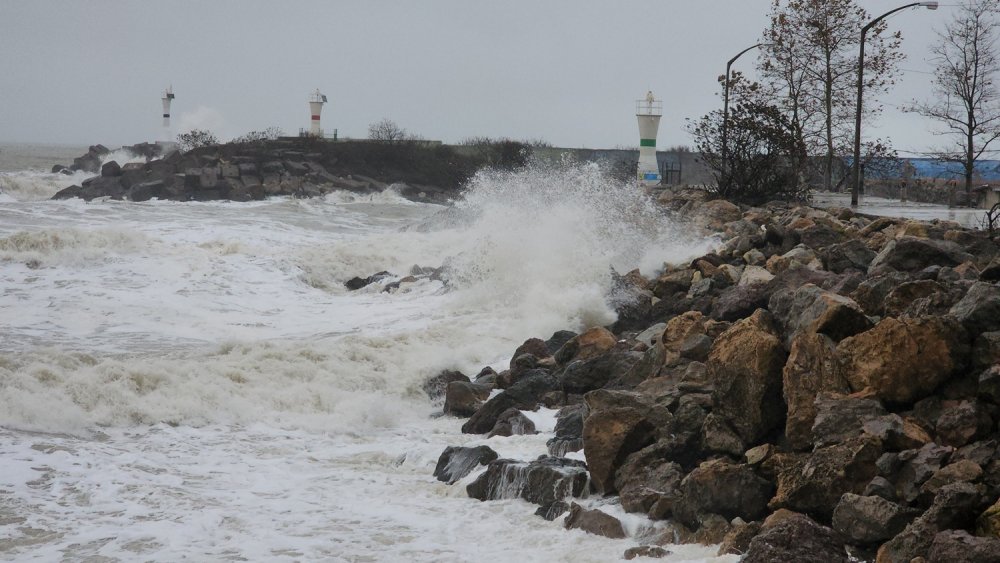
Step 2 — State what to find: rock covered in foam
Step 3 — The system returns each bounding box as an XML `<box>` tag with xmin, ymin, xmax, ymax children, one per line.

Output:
<box><xmin>466</xmin><ymin>456</ymin><xmax>589</xmax><ymax>507</ymax></box>
<box><xmin>433</xmin><ymin>445</ymin><xmax>498</xmax><ymax>485</ymax></box>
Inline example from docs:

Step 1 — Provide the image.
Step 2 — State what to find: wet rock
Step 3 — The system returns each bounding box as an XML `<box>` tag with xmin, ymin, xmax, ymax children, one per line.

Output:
<box><xmin>831</xmin><ymin>493</ymin><xmax>920</xmax><ymax>545</ymax></box>
<box><xmin>461</xmin><ymin>370</ymin><xmax>558</xmax><ymax>434</ymax></box>
<box><xmin>718</xmin><ymin>519</ymin><xmax>762</xmax><ymax>556</ymax></box>
<box><xmin>553</xmin><ymin>327</ymin><xmax>617</xmax><ymax>365</ymax></box>
<box><xmin>673</xmin><ymin>458</ymin><xmax>773</xmax><ymax>529</ymax></box>
<box><xmin>345</xmin><ymin>270</ymin><xmax>393</xmax><ymax>291</ymax></box>
<box><xmin>421</xmin><ymin>369</ymin><xmax>469</xmax><ymax>399</ymax></box>
<box><xmin>928</xmin><ymin>530</ymin><xmax>1000</xmax><ymax>563</ymax></box>
<box><xmin>563</xmin><ymin>503</ymin><xmax>627</xmax><ymax>539</ymax></box>
<box><xmin>624</xmin><ymin>545</ymin><xmax>670</xmax><ymax>560</ymax></box>
<box><xmin>783</xmin><ymin>333</ymin><xmax>850</xmax><ymax>450</ymax></box>
<box><xmin>694</xmin><ymin>513</ymin><xmax>734</xmax><ymax>544</ymax></box>
<box><xmin>487</xmin><ymin>408</ymin><xmax>536</xmax><ymax>437</ymax></box>
<box><xmin>613</xmin><ymin>443</ymin><xmax>684</xmax><ymax>515</ymax></box>
<box><xmin>559</xmin><ymin>349</ymin><xmax>641</xmax><ymax>394</ymax></box>
<box><xmin>977</xmin><ymin>497</ymin><xmax>1000</xmax><ymax>537</ymax></box>
<box><xmin>770</xmin><ymin>436</ymin><xmax>882</xmax><ymax>522</ymax></box>
<box><xmin>433</xmin><ymin>445</ymin><xmax>499</xmax><ymax>485</ymax></box>
<box><xmin>443</xmin><ymin>381</ymin><xmax>490</xmax><ymax>417</ymax></box>
<box><xmin>972</xmin><ymin>332</ymin><xmax>1000</xmax><ymax>371</ymax></box>
<box><xmin>838</xmin><ymin>316</ymin><xmax>968</xmax><ymax>404</ymax></box>
<box><xmin>466</xmin><ymin>456</ymin><xmax>589</xmax><ymax>506</ymax></box>
<box><xmin>950</xmin><ymin>281</ymin><xmax>1000</xmax><ymax>335</ymax></box>
<box><xmin>101</xmin><ymin>160</ymin><xmax>122</xmax><ymax>177</ymax></box>
<box><xmin>710</xmin><ymin>282</ymin><xmax>772</xmax><ymax>322</ymax></box>
<box><xmin>534</xmin><ymin>501</ymin><xmax>569</xmax><ymax>521</ymax></box>
<box><xmin>743</xmin><ymin>511</ymin><xmax>848</xmax><ymax>563</ymax></box>
<box><xmin>708</xmin><ymin>309</ymin><xmax>787</xmax><ymax>444</ymax></box>
<box><xmin>582</xmin><ymin>405</ymin><xmax>656</xmax><ymax>494</ymax></box>
<box><xmin>653</xmin><ymin>269</ymin><xmax>694</xmax><ymax>298</ymax></box>
<box><xmin>546</xmin><ymin>403</ymin><xmax>587</xmax><ymax>456</ymax></box>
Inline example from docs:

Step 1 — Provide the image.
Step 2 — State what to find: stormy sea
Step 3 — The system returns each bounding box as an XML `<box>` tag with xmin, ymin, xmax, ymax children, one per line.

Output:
<box><xmin>0</xmin><ymin>143</ymin><xmax>733</xmax><ymax>562</ymax></box>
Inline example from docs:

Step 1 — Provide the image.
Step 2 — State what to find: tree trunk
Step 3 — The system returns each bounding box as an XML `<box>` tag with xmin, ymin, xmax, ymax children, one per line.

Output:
<box><xmin>824</xmin><ymin>50</ymin><xmax>834</xmax><ymax>192</ymax></box>
<box><xmin>967</xmin><ymin>110</ymin><xmax>975</xmax><ymax>207</ymax></box>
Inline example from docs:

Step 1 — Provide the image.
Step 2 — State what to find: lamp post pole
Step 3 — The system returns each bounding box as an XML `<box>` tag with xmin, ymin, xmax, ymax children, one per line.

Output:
<box><xmin>851</xmin><ymin>2</ymin><xmax>938</xmax><ymax>207</ymax></box>
<box><xmin>722</xmin><ymin>42</ymin><xmax>767</xmax><ymax>186</ymax></box>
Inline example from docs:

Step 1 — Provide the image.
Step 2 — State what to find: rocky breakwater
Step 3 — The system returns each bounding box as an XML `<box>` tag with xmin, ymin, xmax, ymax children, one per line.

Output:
<box><xmin>51</xmin><ymin>139</ymin><xmax>471</xmax><ymax>204</ymax></box>
<box><xmin>430</xmin><ymin>188</ymin><xmax>1000</xmax><ymax>561</ymax></box>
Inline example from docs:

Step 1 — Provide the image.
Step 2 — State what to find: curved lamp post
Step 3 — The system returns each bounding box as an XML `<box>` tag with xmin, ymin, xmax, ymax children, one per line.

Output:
<box><xmin>851</xmin><ymin>1</ymin><xmax>939</xmax><ymax>206</ymax></box>
<box><xmin>722</xmin><ymin>43</ymin><xmax>768</xmax><ymax>181</ymax></box>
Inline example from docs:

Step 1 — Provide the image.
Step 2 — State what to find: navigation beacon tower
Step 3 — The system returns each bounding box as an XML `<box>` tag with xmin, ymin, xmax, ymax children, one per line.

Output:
<box><xmin>309</xmin><ymin>89</ymin><xmax>327</xmax><ymax>137</ymax></box>
<box><xmin>636</xmin><ymin>91</ymin><xmax>662</xmax><ymax>186</ymax></box>
<box><xmin>162</xmin><ymin>86</ymin><xmax>175</xmax><ymax>129</ymax></box>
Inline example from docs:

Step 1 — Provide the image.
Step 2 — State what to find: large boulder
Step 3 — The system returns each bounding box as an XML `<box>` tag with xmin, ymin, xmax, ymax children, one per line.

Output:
<box><xmin>951</xmin><ymin>281</ymin><xmax>1000</xmax><ymax>335</ymax></box>
<box><xmin>709</xmin><ymin>309</ymin><xmax>788</xmax><ymax>444</ymax></box>
<box><xmin>563</xmin><ymin>503</ymin><xmax>627</xmax><ymax>539</ymax></box>
<box><xmin>558</xmin><ymin>349</ymin><xmax>641</xmax><ymax>394</ymax></box>
<box><xmin>928</xmin><ymin>530</ymin><xmax>1000</xmax><ymax>563</ymax></box>
<box><xmin>877</xmin><ymin>482</ymin><xmax>987</xmax><ymax>563</ymax></box>
<box><xmin>769</xmin><ymin>284</ymin><xmax>872</xmax><ymax>347</ymax></box>
<box><xmin>673</xmin><ymin>458</ymin><xmax>773</xmax><ymax>529</ymax></box>
<box><xmin>743</xmin><ymin>511</ymin><xmax>848</xmax><ymax>563</ymax></box>
<box><xmin>869</xmin><ymin>236</ymin><xmax>973</xmax><ymax>273</ymax></box>
<box><xmin>443</xmin><ymin>381</ymin><xmax>490</xmax><ymax>417</ymax></box>
<box><xmin>783</xmin><ymin>333</ymin><xmax>850</xmax><ymax>450</ymax></box>
<box><xmin>433</xmin><ymin>445</ymin><xmax>498</xmax><ymax>484</ymax></box>
<box><xmin>613</xmin><ymin>443</ymin><xmax>684</xmax><ymax>516</ymax></box>
<box><xmin>831</xmin><ymin>493</ymin><xmax>920</xmax><ymax>546</ymax></box>
<box><xmin>582</xmin><ymin>405</ymin><xmax>656</xmax><ymax>494</ymax></box>
<box><xmin>823</xmin><ymin>239</ymin><xmax>876</xmax><ymax>273</ymax></box>
<box><xmin>466</xmin><ymin>456</ymin><xmax>589</xmax><ymax>506</ymax></box>
<box><xmin>810</xmin><ymin>393</ymin><xmax>887</xmax><ymax>448</ymax></box>
<box><xmin>461</xmin><ymin>370</ymin><xmax>558</xmax><ymax>434</ymax></box>
<box><xmin>838</xmin><ymin>316</ymin><xmax>968</xmax><ymax>404</ymax></box>
<box><xmin>553</xmin><ymin>327</ymin><xmax>617</xmax><ymax>365</ymax></box>
<box><xmin>770</xmin><ymin>436</ymin><xmax>883</xmax><ymax>522</ymax></box>
<box><xmin>421</xmin><ymin>369</ymin><xmax>469</xmax><ymax>399</ymax></box>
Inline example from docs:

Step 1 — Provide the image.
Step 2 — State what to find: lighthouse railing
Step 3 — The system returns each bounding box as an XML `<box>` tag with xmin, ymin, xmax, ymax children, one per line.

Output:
<box><xmin>635</xmin><ymin>99</ymin><xmax>662</xmax><ymax>116</ymax></box>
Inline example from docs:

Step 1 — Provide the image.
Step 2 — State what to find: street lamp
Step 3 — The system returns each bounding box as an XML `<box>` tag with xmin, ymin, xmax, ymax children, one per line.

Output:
<box><xmin>851</xmin><ymin>1</ymin><xmax>938</xmax><ymax>206</ymax></box>
<box><xmin>722</xmin><ymin>42</ymin><xmax>768</xmax><ymax>184</ymax></box>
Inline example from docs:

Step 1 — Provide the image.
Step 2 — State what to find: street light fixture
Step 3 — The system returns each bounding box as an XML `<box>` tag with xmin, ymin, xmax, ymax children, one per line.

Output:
<box><xmin>851</xmin><ymin>1</ymin><xmax>938</xmax><ymax>207</ymax></box>
<box><xmin>721</xmin><ymin>43</ymin><xmax>769</xmax><ymax>188</ymax></box>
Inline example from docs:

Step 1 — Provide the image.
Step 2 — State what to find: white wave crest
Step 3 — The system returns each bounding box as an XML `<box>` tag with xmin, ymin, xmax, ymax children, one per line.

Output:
<box><xmin>0</xmin><ymin>227</ymin><xmax>149</xmax><ymax>265</ymax></box>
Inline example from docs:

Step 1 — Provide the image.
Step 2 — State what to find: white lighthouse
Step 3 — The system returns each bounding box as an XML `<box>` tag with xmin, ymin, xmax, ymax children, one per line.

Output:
<box><xmin>636</xmin><ymin>91</ymin><xmax>662</xmax><ymax>186</ymax></box>
<box><xmin>162</xmin><ymin>86</ymin><xmax>175</xmax><ymax>128</ymax></box>
<box><xmin>309</xmin><ymin>89</ymin><xmax>327</xmax><ymax>137</ymax></box>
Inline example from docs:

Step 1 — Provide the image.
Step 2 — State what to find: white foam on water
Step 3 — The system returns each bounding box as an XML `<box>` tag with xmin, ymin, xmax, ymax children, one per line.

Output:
<box><xmin>0</xmin><ymin>161</ymin><xmax>722</xmax><ymax>561</ymax></box>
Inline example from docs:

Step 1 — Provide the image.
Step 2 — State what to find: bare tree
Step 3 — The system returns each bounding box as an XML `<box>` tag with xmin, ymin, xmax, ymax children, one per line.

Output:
<box><xmin>368</xmin><ymin>118</ymin><xmax>409</xmax><ymax>143</ymax></box>
<box><xmin>176</xmin><ymin>129</ymin><xmax>219</xmax><ymax>152</ymax></box>
<box><xmin>763</xmin><ymin>0</ymin><xmax>904</xmax><ymax>191</ymax></box>
<box><xmin>906</xmin><ymin>0</ymin><xmax>1000</xmax><ymax>204</ymax></box>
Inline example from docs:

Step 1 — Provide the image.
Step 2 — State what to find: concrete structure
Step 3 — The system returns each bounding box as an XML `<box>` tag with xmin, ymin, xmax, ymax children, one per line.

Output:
<box><xmin>161</xmin><ymin>86</ymin><xmax>174</xmax><ymax>128</ymax></box>
<box><xmin>636</xmin><ymin>91</ymin><xmax>662</xmax><ymax>186</ymax></box>
<box><xmin>309</xmin><ymin>89</ymin><xmax>327</xmax><ymax>137</ymax></box>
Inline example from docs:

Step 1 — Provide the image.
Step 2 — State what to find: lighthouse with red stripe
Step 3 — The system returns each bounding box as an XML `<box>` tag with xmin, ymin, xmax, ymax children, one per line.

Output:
<box><xmin>309</xmin><ymin>89</ymin><xmax>327</xmax><ymax>137</ymax></box>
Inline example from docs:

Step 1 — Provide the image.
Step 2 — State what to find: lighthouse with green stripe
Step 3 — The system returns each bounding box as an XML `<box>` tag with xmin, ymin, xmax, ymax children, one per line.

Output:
<box><xmin>636</xmin><ymin>91</ymin><xmax>662</xmax><ymax>186</ymax></box>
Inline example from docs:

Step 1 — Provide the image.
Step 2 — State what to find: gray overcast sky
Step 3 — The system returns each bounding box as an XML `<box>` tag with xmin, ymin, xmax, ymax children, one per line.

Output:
<box><xmin>0</xmin><ymin>1</ymin><xmax>966</xmax><ymax>155</ymax></box>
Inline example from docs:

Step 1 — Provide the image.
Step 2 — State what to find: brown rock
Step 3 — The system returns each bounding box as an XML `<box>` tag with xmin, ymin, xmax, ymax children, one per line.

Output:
<box><xmin>743</xmin><ymin>511</ymin><xmax>848</xmax><ymax>563</ymax></box>
<box><xmin>838</xmin><ymin>316</ymin><xmax>968</xmax><ymax>404</ymax></box>
<box><xmin>582</xmin><ymin>406</ymin><xmax>656</xmax><ymax>494</ymax></box>
<box><xmin>718</xmin><ymin>519</ymin><xmax>762</xmax><ymax>556</ymax></box>
<box><xmin>770</xmin><ymin>436</ymin><xmax>883</xmax><ymax>522</ymax></box>
<box><xmin>709</xmin><ymin>309</ymin><xmax>788</xmax><ymax>444</ymax></box>
<box><xmin>977</xmin><ymin>497</ymin><xmax>1000</xmax><ymax>538</ymax></box>
<box><xmin>919</xmin><ymin>459</ymin><xmax>983</xmax><ymax>502</ymax></box>
<box><xmin>877</xmin><ymin>482</ymin><xmax>987</xmax><ymax>563</ymax></box>
<box><xmin>769</xmin><ymin>284</ymin><xmax>873</xmax><ymax>347</ymax></box>
<box><xmin>613</xmin><ymin>444</ymin><xmax>684</xmax><ymax>516</ymax></box>
<box><xmin>554</xmin><ymin>326</ymin><xmax>617</xmax><ymax>365</ymax></box>
<box><xmin>443</xmin><ymin>381</ymin><xmax>490</xmax><ymax>417</ymax></box>
<box><xmin>624</xmin><ymin>546</ymin><xmax>670</xmax><ymax>560</ymax></box>
<box><xmin>783</xmin><ymin>333</ymin><xmax>850</xmax><ymax>450</ymax></box>
<box><xmin>563</xmin><ymin>502</ymin><xmax>627</xmax><ymax>539</ymax></box>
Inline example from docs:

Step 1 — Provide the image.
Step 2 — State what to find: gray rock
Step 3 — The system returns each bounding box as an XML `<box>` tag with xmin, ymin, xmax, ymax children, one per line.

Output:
<box><xmin>467</xmin><ymin>456</ymin><xmax>589</xmax><ymax>506</ymax></box>
<box><xmin>831</xmin><ymin>493</ymin><xmax>920</xmax><ymax>545</ymax></box>
<box><xmin>563</xmin><ymin>503</ymin><xmax>627</xmax><ymax>539</ymax></box>
<box><xmin>951</xmin><ymin>281</ymin><xmax>1000</xmax><ymax>334</ymax></box>
<box><xmin>433</xmin><ymin>445</ymin><xmax>498</xmax><ymax>484</ymax></box>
